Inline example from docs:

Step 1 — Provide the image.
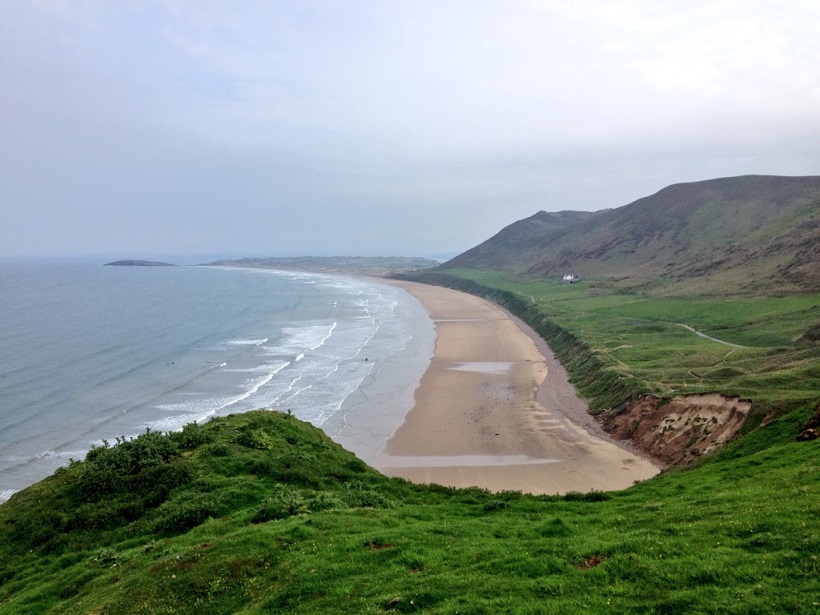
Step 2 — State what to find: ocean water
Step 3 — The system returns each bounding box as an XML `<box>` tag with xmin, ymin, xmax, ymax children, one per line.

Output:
<box><xmin>0</xmin><ymin>261</ymin><xmax>434</xmax><ymax>502</ymax></box>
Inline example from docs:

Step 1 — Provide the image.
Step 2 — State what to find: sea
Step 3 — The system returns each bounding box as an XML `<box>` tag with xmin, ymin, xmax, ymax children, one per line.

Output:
<box><xmin>0</xmin><ymin>260</ymin><xmax>435</xmax><ymax>503</ymax></box>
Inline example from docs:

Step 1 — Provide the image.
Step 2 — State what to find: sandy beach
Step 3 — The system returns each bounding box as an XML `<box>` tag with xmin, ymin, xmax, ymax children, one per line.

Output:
<box><xmin>373</xmin><ymin>280</ymin><xmax>660</xmax><ymax>495</ymax></box>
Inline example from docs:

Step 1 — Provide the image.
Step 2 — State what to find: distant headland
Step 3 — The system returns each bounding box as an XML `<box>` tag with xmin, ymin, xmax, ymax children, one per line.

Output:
<box><xmin>201</xmin><ymin>256</ymin><xmax>438</xmax><ymax>276</ymax></box>
<box><xmin>103</xmin><ymin>260</ymin><xmax>177</xmax><ymax>267</ymax></box>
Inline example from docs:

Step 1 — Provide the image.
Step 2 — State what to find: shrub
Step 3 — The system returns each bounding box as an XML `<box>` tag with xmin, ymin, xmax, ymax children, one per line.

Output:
<box><xmin>342</xmin><ymin>481</ymin><xmax>394</xmax><ymax>508</ymax></box>
<box><xmin>173</xmin><ymin>421</ymin><xmax>210</xmax><ymax>449</ymax></box>
<box><xmin>563</xmin><ymin>491</ymin><xmax>611</xmax><ymax>502</ymax></box>
<box><xmin>79</xmin><ymin>429</ymin><xmax>183</xmax><ymax>501</ymax></box>
<box><xmin>234</xmin><ymin>428</ymin><xmax>275</xmax><ymax>450</ymax></box>
<box><xmin>251</xmin><ymin>488</ymin><xmax>309</xmax><ymax>522</ymax></box>
<box><xmin>152</xmin><ymin>492</ymin><xmax>220</xmax><ymax>536</ymax></box>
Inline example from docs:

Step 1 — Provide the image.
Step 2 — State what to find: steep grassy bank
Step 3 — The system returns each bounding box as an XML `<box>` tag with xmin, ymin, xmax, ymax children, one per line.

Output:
<box><xmin>391</xmin><ymin>270</ymin><xmax>818</xmax><ymax>464</ymax></box>
<box><xmin>394</xmin><ymin>270</ymin><xmax>819</xmax><ymax>413</ymax></box>
<box><xmin>1</xmin><ymin>409</ymin><xmax>817</xmax><ymax>613</ymax></box>
<box><xmin>392</xmin><ymin>271</ymin><xmax>647</xmax><ymax>412</ymax></box>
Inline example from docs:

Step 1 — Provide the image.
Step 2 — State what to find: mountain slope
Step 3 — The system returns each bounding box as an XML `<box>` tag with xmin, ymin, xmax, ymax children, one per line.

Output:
<box><xmin>447</xmin><ymin>210</ymin><xmax>596</xmax><ymax>271</ymax></box>
<box><xmin>444</xmin><ymin>175</ymin><xmax>820</xmax><ymax>294</ymax></box>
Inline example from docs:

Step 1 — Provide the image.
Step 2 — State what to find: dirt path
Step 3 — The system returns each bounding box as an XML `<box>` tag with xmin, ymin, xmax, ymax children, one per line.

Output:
<box><xmin>674</xmin><ymin>324</ymin><xmax>752</xmax><ymax>348</ymax></box>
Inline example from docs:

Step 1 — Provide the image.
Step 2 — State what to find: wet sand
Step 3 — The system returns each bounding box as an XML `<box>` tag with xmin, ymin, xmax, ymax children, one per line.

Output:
<box><xmin>372</xmin><ymin>280</ymin><xmax>659</xmax><ymax>495</ymax></box>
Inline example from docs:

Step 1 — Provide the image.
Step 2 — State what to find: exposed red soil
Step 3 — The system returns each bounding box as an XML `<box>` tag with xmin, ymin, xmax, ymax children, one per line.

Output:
<box><xmin>599</xmin><ymin>393</ymin><xmax>753</xmax><ymax>465</ymax></box>
<box><xmin>797</xmin><ymin>403</ymin><xmax>820</xmax><ymax>441</ymax></box>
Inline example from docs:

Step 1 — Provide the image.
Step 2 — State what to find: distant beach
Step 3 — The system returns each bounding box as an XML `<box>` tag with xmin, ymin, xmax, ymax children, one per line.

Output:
<box><xmin>373</xmin><ymin>280</ymin><xmax>660</xmax><ymax>494</ymax></box>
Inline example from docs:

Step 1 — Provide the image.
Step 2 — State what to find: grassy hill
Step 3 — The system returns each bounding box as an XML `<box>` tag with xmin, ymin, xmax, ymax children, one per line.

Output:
<box><xmin>445</xmin><ymin>175</ymin><xmax>820</xmax><ymax>295</ymax></box>
<box><xmin>1</xmin><ymin>409</ymin><xmax>817</xmax><ymax>614</ymax></box>
<box><xmin>445</xmin><ymin>210</ymin><xmax>596</xmax><ymax>272</ymax></box>
<box><xmin>2</xmin><ymin>174</ymin><xmax>818</xmax><ymax>612</ymax></box>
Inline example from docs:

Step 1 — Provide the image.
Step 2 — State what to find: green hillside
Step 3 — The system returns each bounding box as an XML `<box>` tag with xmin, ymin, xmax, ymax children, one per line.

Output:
<box><xmin>445</xmin><ymin>175</ymin><xmax>820</xmax><ymax>295</ymax></box>
<box><xmin>422</xmin><ymin>175</ymin><xmax>819</xmax><ymax>466</ymax></box>
<box><xmin>2</xmin><ymin>174</ymin><xmax>818</xmax><ymax>612</ymax></box>
<box><xmin>446</xmin><ymin>210</ymin><xmax>596</xmax><ymax>272</ymax></box>
<box><xmin>1</xmin><ymin>409</ymin><xmax>817</xmax><ymax>614</ymax></box>
<box><xmin>402</xmin><ymin>269</ymin><xmax>819</xmax><ymax>410</ymax></box>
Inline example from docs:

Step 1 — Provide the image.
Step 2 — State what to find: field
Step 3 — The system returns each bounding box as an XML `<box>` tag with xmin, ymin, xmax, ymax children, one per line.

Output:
<box><xmin>425</xmin><ymin>269</ymin><xmax>820</xmax><ymax>409</ymax></box>
<box><xmin>0</xmin><ymin>410</ymin><xmax>817</xmax><ymax>614</ymax></box>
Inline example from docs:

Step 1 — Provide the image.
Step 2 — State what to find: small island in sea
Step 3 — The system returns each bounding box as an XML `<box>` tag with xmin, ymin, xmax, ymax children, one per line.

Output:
<box><xmin>104</xmin><ymin>260</ymin><xmax>177</xmax><ymax>267</ymax></box>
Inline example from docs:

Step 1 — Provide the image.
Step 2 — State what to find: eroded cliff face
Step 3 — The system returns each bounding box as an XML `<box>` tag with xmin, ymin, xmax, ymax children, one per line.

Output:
<box><xmin>600</xmin><ymin>393</ymin><xmax>752</xmax><ymax>465</ymax></box>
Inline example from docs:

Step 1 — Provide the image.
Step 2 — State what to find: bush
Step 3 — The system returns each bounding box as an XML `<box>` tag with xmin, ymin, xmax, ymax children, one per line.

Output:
<box><xmin>152</xmin><ymin>492</ymin><xmax>220</xmax><ymax>536</ymax></box>
<box><xmin>234</xmin><ymin>428</ymin><xmax>275</xmax><ymax>450</ymax></box>
<box><xmin>251</xmin><ymin>488</ymin><xmax>309</xmax><ymax>522</ymax></box>
<box><xmin>134</xmin><ymin>461</ymin><xmax>193</xmax><ymax>506</ymax></box>
<box><xmin>342</xmin><ymin>481</ymin><xmax>394</xmax><ymax>508</ymax></box>
<box><xmin>80</xmin><ymin>430</ymin><xmax>182</xmax><ymax>500</ymax></box>
<box><xmin>563</xmin><ymin>491</ymin><xmax>611</xmax><ymax>502</ymax></box>
<box><xmin>173</xmin><ymin>421</ymin><xmax>210</xmax><ymax>449</ymax></box>
<box><xmin>9</xmin><ymin>509</ymin><xmax>67</xmax><ymax>551</ymax></box>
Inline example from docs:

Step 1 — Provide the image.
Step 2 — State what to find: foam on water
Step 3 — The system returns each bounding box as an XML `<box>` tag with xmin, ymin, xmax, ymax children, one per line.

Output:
<box><xmin>0</xmin><ymin>490</ymin><xmax>19</xmax><ymax>502</ymax></box>
<box><xmin>225</xmin><ymin>360</ymin><xmax>290</xmax><ymax>374</ymax></box>
<box><xmin>0</xmin><ymin>262</ymin><xmax>435</xmax><ymax>501</ymax></box>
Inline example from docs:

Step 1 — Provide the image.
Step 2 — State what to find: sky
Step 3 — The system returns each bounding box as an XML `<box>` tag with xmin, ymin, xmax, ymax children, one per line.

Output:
<box><xmin>2</xmin><ymin>1</ymin><xmax>819</xmax><ymax>259</ymax></box>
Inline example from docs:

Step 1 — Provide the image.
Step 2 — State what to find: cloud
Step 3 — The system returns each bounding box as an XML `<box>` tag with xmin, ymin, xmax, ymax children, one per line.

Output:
<box><xmin>1</xmin><ymin>1</ymin><xmax>819</xmax><ymax>257</ymax></box>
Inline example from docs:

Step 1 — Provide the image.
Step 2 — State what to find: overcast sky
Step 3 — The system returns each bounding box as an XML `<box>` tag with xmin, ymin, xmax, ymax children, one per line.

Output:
<box><xmin>2</xmin><ymin>1</ymin><xmax>819</xmax><ymax>259</ymax></box>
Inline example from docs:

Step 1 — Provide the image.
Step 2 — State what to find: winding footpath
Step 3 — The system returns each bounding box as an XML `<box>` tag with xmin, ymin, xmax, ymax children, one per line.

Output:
<box><xmin>674</xmin><ymin>324</ymin><xmax>752</xmax><ymax>349</ymax></box>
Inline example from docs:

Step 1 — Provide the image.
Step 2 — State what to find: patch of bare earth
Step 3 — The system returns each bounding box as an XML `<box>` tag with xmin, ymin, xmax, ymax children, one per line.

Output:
<box><xmin>797</xmin><ymin>403</ymin><xmax>820</xmax><ymax>441</ymax></box>
<box><xmin>600</xmin><ymin>393</ymin><xmax>752</xmax><ymax>465</ymax></box>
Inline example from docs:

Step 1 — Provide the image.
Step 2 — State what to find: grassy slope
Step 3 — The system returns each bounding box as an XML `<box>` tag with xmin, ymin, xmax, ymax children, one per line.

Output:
<box><xmin>0</xmin><ymin>410</ymin><xmax>817</xmax><ymax>614</ymax></box>
<box><xmin>447</xmin><ymin>210</ymin><xmax>596</xmax><ymax>272</ymax></box>
<box><xmin>421</xmin><ymin>269</ymin><xmax>819</xmax><ymax>411</ymax></box>
<box><xmin>2</xmin><ymin>260</ymin><xmax>818</xmax><ymax>612</ymax></box>
<box><xmin>444</xmin><ymin>175</ymin><xmax>820</xmax><ymax>296</ymax></box>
